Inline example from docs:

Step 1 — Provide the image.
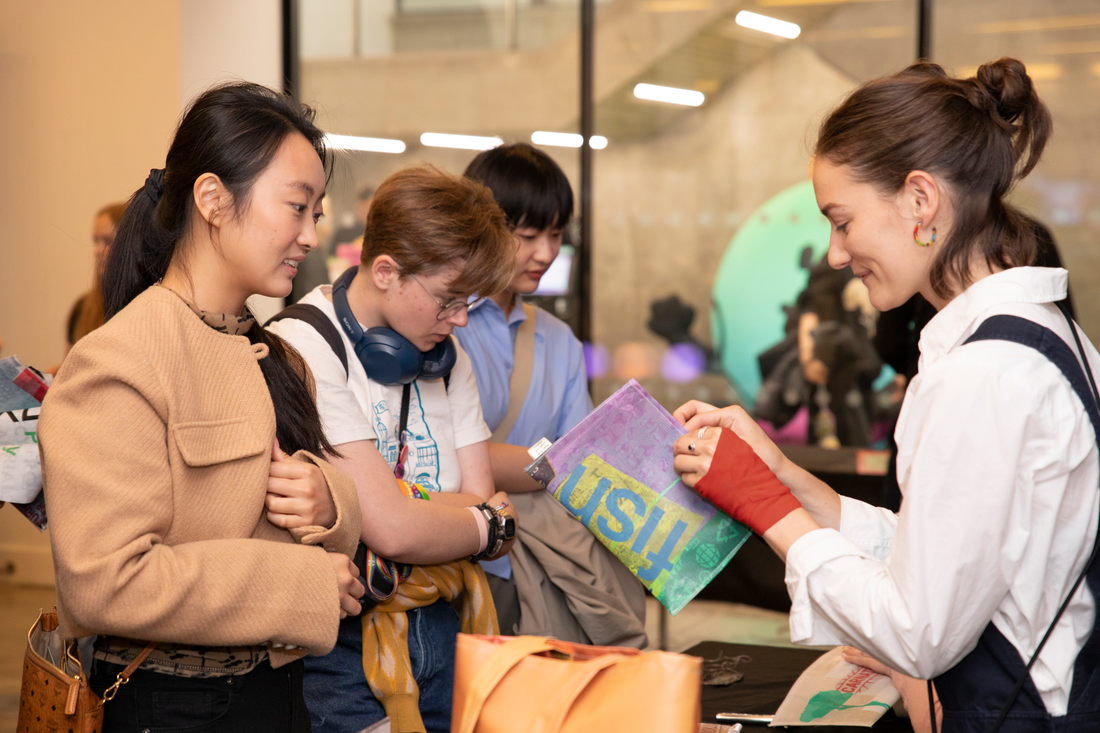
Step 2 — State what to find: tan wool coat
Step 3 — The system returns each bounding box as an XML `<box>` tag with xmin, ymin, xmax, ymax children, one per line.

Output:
<box><xmin>39</xmin><ymin>285</ymin><xmax>362</xmax><ymax>665</ymax></box>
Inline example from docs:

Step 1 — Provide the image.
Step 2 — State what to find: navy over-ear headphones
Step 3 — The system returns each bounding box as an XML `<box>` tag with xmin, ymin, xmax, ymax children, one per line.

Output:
<box><xmin>331</xmin><ymin>266</ymin><xmax>457</xmax><ymax>385</ymax></box>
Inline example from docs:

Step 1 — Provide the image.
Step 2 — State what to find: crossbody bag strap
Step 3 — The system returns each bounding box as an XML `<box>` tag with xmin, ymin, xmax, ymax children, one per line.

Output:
<box><xmin>490</xmin><ymin>302</ymin><xmax>537</xmax><ymax>443</ymax></box>
<box><xmin>399</xmin><ymin>382</ymin><xmax>412</xmax><ymax>439</ymax></box>
<box><xmin>100</xmin><ymin>640</ymin><xmax>158</xmax><ymax>705</ymax></box>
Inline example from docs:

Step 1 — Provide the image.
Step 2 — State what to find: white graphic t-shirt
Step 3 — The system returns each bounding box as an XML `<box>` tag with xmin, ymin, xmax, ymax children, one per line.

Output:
<box><xmin>267</xmin><ymin>285</ymin><xmax>490</xmax><ymax>492</ymax></box>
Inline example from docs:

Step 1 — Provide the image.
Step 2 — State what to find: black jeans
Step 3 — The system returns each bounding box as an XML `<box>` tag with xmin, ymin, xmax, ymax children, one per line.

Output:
<box><xmin>90</xmin><ymin>657</ymin><xmax>312</xmax><ymax>733</ymax></box>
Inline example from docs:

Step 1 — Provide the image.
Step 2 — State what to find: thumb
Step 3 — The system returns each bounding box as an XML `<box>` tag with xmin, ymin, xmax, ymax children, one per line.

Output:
<box><xmin>271</xmin><ymin>438</ymin><xmax>286</xmax><ymax>462</ymax></box>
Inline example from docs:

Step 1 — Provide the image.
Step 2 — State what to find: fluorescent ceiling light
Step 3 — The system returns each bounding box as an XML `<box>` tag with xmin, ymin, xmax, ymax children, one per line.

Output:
<box><xmin>325</xmin><ymin>133</ymin><xmax>405</xmax><ymax>154</ymax></box>
<box><xmin>420</xmin><ymin>133</ymin><xmax>503</xmax><ymax>150</ymax></box>
<box><xmin>633</xmin><ymin>83</ymin><xmax>704</xmax><ymax>107</ymax></box>
<box><xmin>531</xmin><ymin>131</ymin><xmax>608</xmax><ymax>149</ymax></box>
<box><xmin>735</xmin><ymin>10</ymin><xmax>800</xmax><ymax>39</ymax></box>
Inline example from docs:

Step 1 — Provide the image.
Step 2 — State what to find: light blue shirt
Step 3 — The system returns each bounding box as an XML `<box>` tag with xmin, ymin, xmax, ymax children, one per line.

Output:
<box><xmin>454</xmin><ymin>297</ymin><xmax>593</xmax><ymax>579</ymax></box>
<box><xmin>454</xmin><ymin>297</ymin><xmax>592</xmax><ymax>448</ymax></box>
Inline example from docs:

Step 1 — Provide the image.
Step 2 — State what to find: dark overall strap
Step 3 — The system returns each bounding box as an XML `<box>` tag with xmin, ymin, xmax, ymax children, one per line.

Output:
<box><xmin>266</xmin><ymin>303</ymin><xmax>349</xmax><ymax>377</ymax></box>
<box><xmin>932</xmin><ymin>314</ymin><xmax>1100</xmax><ymax>732</ymax></box>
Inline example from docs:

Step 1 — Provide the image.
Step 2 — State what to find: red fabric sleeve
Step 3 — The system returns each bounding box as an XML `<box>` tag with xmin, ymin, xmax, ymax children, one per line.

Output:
<box><xmin>694</xmin><ymin>428</ymin><xmax>802</xmax><ymax>535</ymax></box>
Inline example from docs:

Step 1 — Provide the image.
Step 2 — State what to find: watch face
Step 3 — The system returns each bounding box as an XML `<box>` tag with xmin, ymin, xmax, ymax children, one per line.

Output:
<box><xmin>501</xmin><ymin>516</ymin><xmax>517</xmax><ymax>542</ymax></box>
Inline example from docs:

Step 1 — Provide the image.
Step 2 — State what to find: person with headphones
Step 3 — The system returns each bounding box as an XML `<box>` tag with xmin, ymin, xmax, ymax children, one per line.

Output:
<box><xmin>267</xmin><ymin>165</ymin><xmax>518</xmax><ymax>733</ymax></box>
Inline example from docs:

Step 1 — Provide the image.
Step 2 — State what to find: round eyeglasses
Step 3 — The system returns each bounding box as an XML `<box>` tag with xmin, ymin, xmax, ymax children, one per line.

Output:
<box><xmin>408</xmin><ymin>273</ymin><xmax>483</xmax><ymax>321</ymax></box>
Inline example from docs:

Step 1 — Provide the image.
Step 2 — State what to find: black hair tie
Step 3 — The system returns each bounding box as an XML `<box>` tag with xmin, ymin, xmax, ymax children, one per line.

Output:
<box><xmin>144</xmin><ymin>168</ymin><xmax>165</xmax><ymax>204</ymax></box>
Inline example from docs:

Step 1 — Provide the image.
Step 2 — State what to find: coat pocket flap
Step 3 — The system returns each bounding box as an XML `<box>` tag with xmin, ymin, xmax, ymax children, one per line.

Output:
<box><xmin>173</xmin><ymin>418</ymin><xmax>267</xmax><ymax>467</ymax></box>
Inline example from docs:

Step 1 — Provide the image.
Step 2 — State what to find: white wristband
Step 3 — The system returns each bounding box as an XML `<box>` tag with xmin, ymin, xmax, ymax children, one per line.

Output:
<box><xmin>467</xmin><ymin>505</ymin><xmax>489</xmax><ymax>553</ymax></box>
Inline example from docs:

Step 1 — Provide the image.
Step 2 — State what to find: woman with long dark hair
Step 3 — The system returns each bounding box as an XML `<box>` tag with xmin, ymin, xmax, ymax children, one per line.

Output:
<box><xmin>675</xmin><ymin>59</ymin><xmax>1100</xmax><ymax>731</ymax></box>
<box><xmin>39</xmin><ymin>82</ymin><xmax>365</xmax><ymax>732</ymax></box>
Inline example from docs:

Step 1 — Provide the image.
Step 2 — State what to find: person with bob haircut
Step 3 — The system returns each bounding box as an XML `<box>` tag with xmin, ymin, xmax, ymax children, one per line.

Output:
<box><xmin>455</xmin><ymin>142</ymin><xmax>647</xmax><ymax>646</ymax></box>
<box><xmin>673</xmin><ymin>59</ymin><xmax>1100</xmax><ymax>732</ymax></box>
<box><xmin>38</xmin><ymin>82</ymin><xmax>366</xmax><ymax>732</ymax></box>
<box><xmin>267</xmin><ymin>165</ymin><xmax>518</xmax><ymax>733</ymax></box>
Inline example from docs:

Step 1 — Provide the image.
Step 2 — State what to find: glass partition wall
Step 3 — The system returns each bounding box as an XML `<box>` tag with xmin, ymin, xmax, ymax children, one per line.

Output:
<box><xmin>586</xmin><ymin>0</ymin><xmax>917</xmax><ymax>412</ymax></box>
<box><xmin>296</xmin><ymin>0</ymin><xmax>584</xmax><ymax>320</ymax></box>
<box><xmin>295</xmin><ymin>0</ymin><xmax>1099</xmax><ymax>426</ymax></box>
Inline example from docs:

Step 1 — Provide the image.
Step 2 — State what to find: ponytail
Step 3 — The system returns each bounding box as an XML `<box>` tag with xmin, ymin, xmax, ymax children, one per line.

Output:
<box><xmin>103</xmin><ymin>170</ymin><xmax>180</xmax><ymax>318</ymax></box>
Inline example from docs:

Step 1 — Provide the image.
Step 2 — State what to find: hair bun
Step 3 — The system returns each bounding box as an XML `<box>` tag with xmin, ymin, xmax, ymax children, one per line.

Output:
<box><xmin>974</xmin><ymin>57</ymin><xmax>1033</xmax><ymax>123</ymax></box>
<box><xmin>966</xmin><ymin>57</ymin><xmax>1051</xmax><ymax>178</ymax></box>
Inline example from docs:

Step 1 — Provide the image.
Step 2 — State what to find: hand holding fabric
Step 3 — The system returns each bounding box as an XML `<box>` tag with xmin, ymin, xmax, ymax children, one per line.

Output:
<box><xmin>266</xmin><ymin>439</ymin><xmax>337</xmax><ymax>529</ymax></box>
<box><xmin>328</xmin><ymin>552</ymin><xmax>365</xmax><ymax>619</ymax></box>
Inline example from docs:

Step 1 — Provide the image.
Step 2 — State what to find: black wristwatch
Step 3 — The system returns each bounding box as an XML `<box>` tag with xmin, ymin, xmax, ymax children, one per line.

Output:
<box><xmin>490</xmin><ymin>502</ymin><xmax>516</xmax><ymax>553</ymax></box>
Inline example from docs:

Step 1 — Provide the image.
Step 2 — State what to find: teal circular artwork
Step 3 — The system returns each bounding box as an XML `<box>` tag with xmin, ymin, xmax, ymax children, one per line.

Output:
<box><xmin>711</xmin><ymin>180</ymin><xmax>830</xmax><ymax>408</ymax></box>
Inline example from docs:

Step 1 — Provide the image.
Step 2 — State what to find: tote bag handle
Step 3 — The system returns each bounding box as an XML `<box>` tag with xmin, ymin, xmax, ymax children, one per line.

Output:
<box><xmin>456</xmin><ymin>636</ymin><xmax>630</xmax><ymax>733</ymax></box>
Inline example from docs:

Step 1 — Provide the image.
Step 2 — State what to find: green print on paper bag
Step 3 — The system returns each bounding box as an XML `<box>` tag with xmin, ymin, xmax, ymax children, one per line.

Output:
<box><xmin>800</xmin><ymin>690</ymin><xmax>892</xmax><ymax>723</ymax></box>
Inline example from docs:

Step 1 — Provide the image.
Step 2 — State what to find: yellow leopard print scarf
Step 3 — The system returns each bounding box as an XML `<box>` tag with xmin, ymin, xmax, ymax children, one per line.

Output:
<box><xmin>360</xmin><ymin>560</ymin><xmax>498</xmax><ymax>733</ymax></box>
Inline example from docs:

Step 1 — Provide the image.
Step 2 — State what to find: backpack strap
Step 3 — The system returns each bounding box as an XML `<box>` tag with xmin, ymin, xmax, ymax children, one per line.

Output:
<box><xmin>964</xmin><ymin>313</ymin><xmax>1100</xmax><ymax>440</ymax></box>
<box><xmin>266</xmin><ymin>304</ymin><xmax>349</xmax><ymax>379</ymax></box>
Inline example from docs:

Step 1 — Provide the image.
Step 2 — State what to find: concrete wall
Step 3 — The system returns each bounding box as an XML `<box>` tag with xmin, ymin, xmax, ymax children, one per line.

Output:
<box><xmin>589</xmin><ymin>44</ymin><xmax>856</xmax><ymax>404</ymax></box>
<box><xmin>303</xmin><ymin>2</ymin><xmax>1100</xmax><ymax>418</ymax></box>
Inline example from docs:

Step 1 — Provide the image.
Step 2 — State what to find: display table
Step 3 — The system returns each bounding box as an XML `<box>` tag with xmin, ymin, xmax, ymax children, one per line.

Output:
<box><xmin>684</xmin><ymin>641</ymin><xmax>914</xmax><ymax>732</ymax></box>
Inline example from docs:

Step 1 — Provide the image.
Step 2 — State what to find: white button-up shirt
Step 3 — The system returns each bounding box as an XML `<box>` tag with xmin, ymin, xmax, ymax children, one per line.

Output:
<box><xmin>785</xmin><ymin>267</ymin><xmax>1100</xmax><ymax>715</ymax></box>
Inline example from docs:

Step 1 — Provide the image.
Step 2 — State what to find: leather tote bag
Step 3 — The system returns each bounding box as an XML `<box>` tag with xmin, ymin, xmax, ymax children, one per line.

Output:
<box><xmin>451</xmin><ymin>634</ymin><xmax>702</xmax><ymax>733</ymax></box>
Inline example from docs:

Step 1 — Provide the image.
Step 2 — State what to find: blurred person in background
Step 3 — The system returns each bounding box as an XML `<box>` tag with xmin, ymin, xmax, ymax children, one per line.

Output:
<box><xmin>66</xmin><ymin>202</ymin><xmax>127</xmax><ymax>350</ymax></box>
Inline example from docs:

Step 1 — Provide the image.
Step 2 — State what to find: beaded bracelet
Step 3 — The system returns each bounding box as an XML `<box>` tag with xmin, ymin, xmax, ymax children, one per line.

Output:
<box><xmin>398</xmin><ymin>479</ymin><xmax>431</xmax><ymax>502</ymax></box>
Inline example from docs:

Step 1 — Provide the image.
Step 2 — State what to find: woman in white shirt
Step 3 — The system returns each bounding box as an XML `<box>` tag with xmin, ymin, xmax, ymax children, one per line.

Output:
<box><xmin>674</xmin><ymin>58</ymin><xmax>1100</xmax><ymax>732</ymax></box>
